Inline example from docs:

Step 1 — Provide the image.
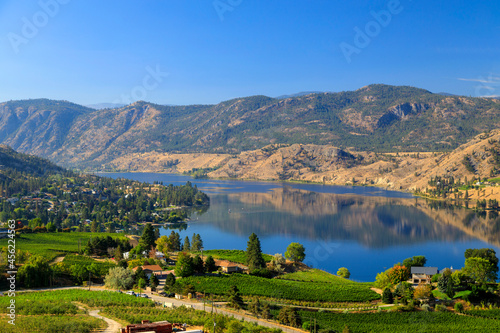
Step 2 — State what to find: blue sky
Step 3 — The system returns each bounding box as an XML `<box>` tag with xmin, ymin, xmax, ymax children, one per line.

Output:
<box><xmin>0</xmin><ymin>0</ymin><xmax>499</xmax><ymax>105</ymax></box>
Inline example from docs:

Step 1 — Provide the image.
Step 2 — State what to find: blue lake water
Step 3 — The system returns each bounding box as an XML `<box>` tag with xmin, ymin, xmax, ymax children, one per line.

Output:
<box><xmin>100</xmin><ymin>172</ymin><xmax>500</xmax><ymax>282</ymax></box>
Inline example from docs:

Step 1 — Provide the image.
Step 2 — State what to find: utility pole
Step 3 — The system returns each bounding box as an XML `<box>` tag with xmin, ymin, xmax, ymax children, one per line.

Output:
<box><xmin>88</xmin><ymin>271</ymin><xmax>91</xmax><ymax>291</ymax></box>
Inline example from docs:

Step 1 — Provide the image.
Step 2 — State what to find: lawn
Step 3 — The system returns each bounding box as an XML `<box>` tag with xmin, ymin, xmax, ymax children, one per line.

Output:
<box><xmin>193</xmin><ymin>249</ymin><xmax>273</xmax><ymax>265</ymax></box>
<box><xmin>0</xmin><ymin>232</ymin><xmax>128</xmax><ymax>260</ymax></box>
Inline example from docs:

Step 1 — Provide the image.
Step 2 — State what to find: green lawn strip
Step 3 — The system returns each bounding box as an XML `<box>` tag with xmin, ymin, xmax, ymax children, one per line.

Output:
<box><xmin>432</xmin><ymin>289</ymin><xmax>452</xmax><ymax>300</ymax></box>
<box><xmin>193</xmin><ymin>249</ymin><xmax>273</xmax><ymax>265</ymax></box>
<box><xmin>177</xmin><ymin>273</ymin><xmax>380</xmax><ymax>303</ymax></box>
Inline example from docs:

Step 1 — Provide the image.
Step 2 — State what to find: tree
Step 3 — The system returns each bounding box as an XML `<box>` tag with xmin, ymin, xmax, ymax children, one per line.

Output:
<box><xmin>464</xmin><ymin>248</ymin><xmax>499</xmax><ymax>280</ymax></box>
<box><xmin>270</xmin><ymin>253</ymin><xmax>285</xmax><ymax>273</ymax></box>
<box><xmin>227</xmin><ymin>285</ymin><xmax>244</xmax><ymax>309</ymax></box>
<box><xmin>261</xmin><ymin>302</ymin><xmax>271</xmax><ymax>320</ymax></box>
<box><xmin>140</xmin><ymin>223</ymin><xmax>156</xmax><ymax>250</ymax></box>
<box><xmin>277</xmin><ymin>306</ymin><xmax>300</xmax><ymax>328</ymax></box>
<box><xmin>382</xmin><ymin>287</ymin><xmax>393</xmax><ymax>304</ymax></box>
<box><xmin>248</xmin><ymin>297</ymin><xmax>260</xmax><ymax>316</ymax></box>
<box><xmin>174</xmin><ymin>252</ymin><xmax>194</xmax><ymax>278</ymax></box>
<box><xmin>182</xmin><ymin>236</ymin><xmax>191</xmax><ymax>252</ymax></box>
<box><xmin>168</xmin><ymin>231</ymin><xmax>181</xmax><ymax>252</ymax></box>
<box><xmin>114</xmin><ymin>245</ymin><xmax>123</xmax><ymax>261</ymax></box>
<box><xmin>193</xmin><ymin>254</ymin><xmax>205</xmax><ymax>274</ymax></box>
<box><xmin>46</xmin><ymin>222</ymin><xmax>56</xmax><ymax>232</ymax></box>
<box><xmin>165</xmin><ymin>273</ymin><xmax>176</xmax><ymax>288</ymax></box>
<box><xmin>387</xmin><ymin>265</ymin><xmax>410</xmax><ymax>285</ymax></box>
<box><xmin>156</xmin><ymin>236</ymin><xmax>170</xmax><ymax>254</ymax></box>
<box><xmin>463</xmin><ymin>257</ymin><xmax>496</xmax><ymax>284</ymax></box>
<box><xmin>150</xmin><ymin>274</ymin><xmax>159</xmax><ymax>290</ymax></box>
<box><xmin>402</xmin><ymin>256</ymin><xmax>427</xmax><ymax>269</ymax></box>
<box><xmin>337</xmin><ymin>267</ymin><xmax>350</xmax><ymax>279</ymax></box>
<box><xmin>413</xmin><ymin>283</ymin><xmax>433</xmax><ymax>300</ymax></box>
<box><xmin>137</xmin><ymin>278</ymin><xmax>146</xmax><ymax>289</ymax></box>
<box><xmin>438</xmin><ymin>268</ymin><xmax>453</xmax><ymax>297</ymax></box>
<box><xmin>375</xmin><ymin>269</ymin><xmax>391</xmax><ymax>288</ymax></box>
<box><xmin>91</xmin><ymin>220</ymin><xmax>99</xmax><ymax>233</ymax></box>
<box><xmin>205</xmin><ymin>255</ymin><xmax>217</xmax><ymax>273</ymax></box>
<box><xmin>285</xmin><ymin>242</ymin><xmax>306</xmax><ymax>264</ymax></box>
<box><xmin>104</xmin><ymin>267</ymin><xmax>134</xmax><ymax>290</ymax></box>
<box><xmin>18</xmin><ymin>256</ymin><xmax>52</xmax><ymax>288</ymax></box>
<box><xmin>191</xmin><ymin>233</ymin><xmax>203</xmax><ymax>252</ymax></box>
<box><xmin>246</xmin><ymin>233</ymin><xmax>265</xmax><ymax>271</ymax></box>
<box><xmin>134</xmin><ymin>267</ymin><xmax>148</xmax><ymax>284</ymax></box>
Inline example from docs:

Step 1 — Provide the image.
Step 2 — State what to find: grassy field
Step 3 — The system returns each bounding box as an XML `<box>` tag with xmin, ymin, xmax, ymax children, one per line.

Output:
<box><xmin>194</xmin><ymin>249</ymin><xmax>273</xmax><ymax>265</ymax></box>
<box><xmin>0</xmin><ymin>232</ymin><xmax>128</xmax><ymax>260</ymax></box>
<box><xmin>177</xmin><ymin>273</ymin><xmax>380</xmax><ymax>303</ymax></box>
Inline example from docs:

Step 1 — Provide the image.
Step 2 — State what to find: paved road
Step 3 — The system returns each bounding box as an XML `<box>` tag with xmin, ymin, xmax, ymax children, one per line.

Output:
<box><xmin>148</xmin><ymin>294</ymin><xmax>305</xmax><ymax>333</ymax></box>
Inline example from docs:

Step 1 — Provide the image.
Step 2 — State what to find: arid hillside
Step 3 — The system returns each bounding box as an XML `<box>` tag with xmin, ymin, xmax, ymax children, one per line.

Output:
<box><xmin>106</xmin><ymin>129</ymin><xmax>500</xmax><ymax>195</ymax></box>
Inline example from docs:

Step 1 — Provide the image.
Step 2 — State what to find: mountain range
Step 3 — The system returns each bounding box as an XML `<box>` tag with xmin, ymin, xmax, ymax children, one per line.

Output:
<box><xmin>1</xmin><ymin>84</ymin><xmax>499</xmax><ymax>174</ymax></box>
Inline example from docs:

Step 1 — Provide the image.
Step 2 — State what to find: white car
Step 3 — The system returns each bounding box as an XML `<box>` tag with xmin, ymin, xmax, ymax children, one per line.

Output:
<box><xmin>125</xmin><ymin>291</ymin><xmax>136</xmax><ymax>296</ymax></box>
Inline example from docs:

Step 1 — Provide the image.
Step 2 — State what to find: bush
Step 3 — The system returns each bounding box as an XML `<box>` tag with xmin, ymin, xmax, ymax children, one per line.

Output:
<box><xmin>436</xmin><ymin>304</ymin><xmax>447</xmax><ymax>312</ymax></box>
<box><xmin>421</xmin><ymin>304</ymin><xmax>432</xmax><ymax>312</ymax></box>
<box><xmin>337</xmin><ymin>267</ymin><xmax>350</xmax><ymax>279</ymax></box>
<box><xmin>382</xmin><ymin>288</ymin><xmax>393</xmax><ymax>304</ymax></box>
<box><xmin>455</xmin><ymin>302</ymin><xmax>464</xmax><ymax>313</ymax></box>
<box><xmin>250</xmin><ymin>268</ymin><xmax>273</xmax><ymax>278</ymax></box>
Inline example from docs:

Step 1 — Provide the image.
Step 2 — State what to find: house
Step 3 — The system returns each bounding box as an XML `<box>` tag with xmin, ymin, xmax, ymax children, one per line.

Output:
<box><xmin>411</xmin><ymin>267</ymin><xmax>438</xmax><ymax>284</ymax></box>
<box><xmin>120</xmin><ymin>320</ymin><xmax>172</xmax><ymax>333</ymax></box>
<box><xmin>214</xmin><ymin>260</ymin><xmax>243</xmax><ymax>273</ymax></box>
<box><xmin>133</xmin><ymin>265</ymin><xmax>164</xmax><ymax>279</ymax></box>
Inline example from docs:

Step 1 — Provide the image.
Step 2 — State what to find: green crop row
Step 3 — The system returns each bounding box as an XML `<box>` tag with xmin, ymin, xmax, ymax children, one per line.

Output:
<box><xmin>294</xmin><ymin>311</ymin><xmax>500</xmax><ymax>332</ymax></box>
<box><xmin>177</xmin><ymin>273</ymin><xmax>380</xmax><ymax>303</ymax></box>
<box><xmin>0</xmin><ymin>232</ymin><xmax>128</xmax><ymax>260</ymax></box>
<box><xmin>0</xmin><ymin>315</ymin><xmax>105</xmax><ymax>333</ymax></box>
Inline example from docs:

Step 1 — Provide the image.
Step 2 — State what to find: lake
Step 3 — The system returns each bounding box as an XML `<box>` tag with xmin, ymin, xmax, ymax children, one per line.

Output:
<box><xmin>100</xmin><ymin>172</ymin><xmax>500</xmax><ymax>282</ymax></box>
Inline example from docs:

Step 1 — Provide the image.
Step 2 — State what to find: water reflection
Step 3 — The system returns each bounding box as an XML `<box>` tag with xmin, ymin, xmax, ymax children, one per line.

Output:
<box><xmin>190</xmin><ymin>187</ymin><xmax>500</xmax><ymax>248</ymax></box>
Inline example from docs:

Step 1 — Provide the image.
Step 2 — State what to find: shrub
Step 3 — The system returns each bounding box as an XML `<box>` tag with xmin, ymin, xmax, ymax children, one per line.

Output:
<box><xmin>455</xmin><ymin>302</ymin><xmax>464</xmax><ymax>313</ymax></box>
<box><xmin>337</xmin><ymin>267</ymin><xmax>350</xmax><ymax>279</ymax></box>
<box><xmin>382</xmin><ymin>288</ymin><xmax>393</xmax><ymax>304</ymax></box>
<box><xmin>436</xmin><ymin>304</ymin><xmax>447</xmax><ymax>312</ymax></box>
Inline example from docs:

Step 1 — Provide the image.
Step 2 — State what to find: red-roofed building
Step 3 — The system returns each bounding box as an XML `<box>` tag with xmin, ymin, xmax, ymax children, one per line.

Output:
<box><xmin>214</xmin><ymin>260</ymin><xmax>243</xmax><ymax>273</ymax></box>
<box><xmin>120</xmin><ymin>320</ymin><xmax>172</xmax><ymax>333</ymax></box>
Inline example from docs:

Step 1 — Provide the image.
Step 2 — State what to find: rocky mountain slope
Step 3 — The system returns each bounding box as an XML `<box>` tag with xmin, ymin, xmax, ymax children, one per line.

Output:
<box><xmin>1</xmin><ymin>85</ymin><xmax>500</xmax><ymax>170</ymax></box>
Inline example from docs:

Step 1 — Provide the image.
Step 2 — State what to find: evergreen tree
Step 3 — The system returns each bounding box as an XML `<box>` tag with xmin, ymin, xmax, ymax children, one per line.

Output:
<box><xmin>192</xmin><ymin>254</ymin><xmax>205</xmax><ymax>274</ymax></box>
<box><xmin>140</xmin><ymin>223</ymin><xmax>156</xmax><ymax>250</ymax></box>
<box><xmin>168</xmin><ymin>231</ymin><xmax>181</xmax><ymax>252</ymax></box>
<box><xmin>227</xmin><ymin>285</ymin><xmax>245</xmax><ymax>309</ymax></box>
<box><xmin>174</xmin><ymin>252</ymin><xmax>194</xmax><ymax>278</ymax></box>
<box><xmin>150</xmin><ymin>274</ymin><xmax>159</xmax><ymax>290</ymax></box>
<box><xmin>165</xmin><ymin>273</ymin><xmax>176</xmax><ymax>288</ymax></box>
<box><xmin>191</xmin><ymin>233</ymin><xmax>203</xmax><ymax>251</ymax></box>
<box><xmin>205</xmin><ymin>255</ymin><xmax>217</xmax><ymax>273</ymax></box>
<box><xmin>382</xmin><ymin>287</ymin><xmax>393</xmax><ymax>304</ymax></box>
<box><xmin>91</xmin><ymin>220</ymin><xmax>98</xmax><ymax>233</ymax></box>
<box><xmin>246</xmin><ymin>233</ymin><xmax>265</xmax><ymax>271</ymax></box>
<box><xmin>183</xmin><ymin>236</ymin><xmax>191</xmax><ymax>252</ymax></box>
